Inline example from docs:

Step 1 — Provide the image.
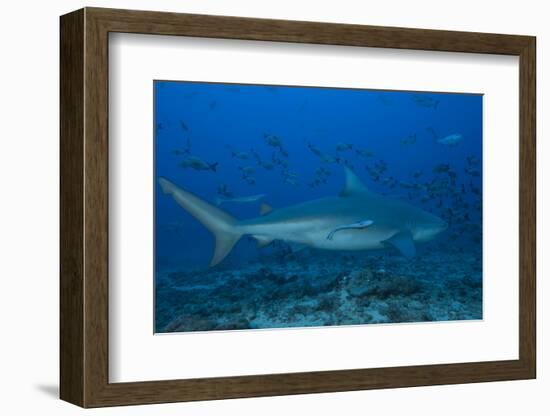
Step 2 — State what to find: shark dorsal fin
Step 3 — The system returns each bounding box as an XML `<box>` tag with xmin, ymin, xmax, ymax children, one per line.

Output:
<box><xmin>260</xmin><ymin>203</ymin><xmax>273</xmax><ymax>215</ymax></box>
<box><xmin>340</xmin><ymin>167</ymin><xmax>369</xmax><ymax>197</ymax></box>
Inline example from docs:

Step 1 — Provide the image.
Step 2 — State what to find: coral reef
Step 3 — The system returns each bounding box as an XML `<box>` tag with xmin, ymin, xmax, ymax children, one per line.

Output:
<box><xmin>155</xmin><ymin>246</ymin><xmax>482</xmax><ymax>333</ymax></box>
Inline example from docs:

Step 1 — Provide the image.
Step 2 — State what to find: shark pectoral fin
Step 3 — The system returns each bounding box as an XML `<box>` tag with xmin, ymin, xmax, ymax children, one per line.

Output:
<box><xmin>260</xmin><ymin>203</ymin><xmax>273</xmax><ymax>216</ymax></box>
<box><xmin>254</xmin><ymin>235</ymin><xmax>274</xmax><ymax>248</ymax></box>
<box><xmin>383</xmin><ymin>231</ymin><xmax>416</xmax><ymax>259</ymax></box>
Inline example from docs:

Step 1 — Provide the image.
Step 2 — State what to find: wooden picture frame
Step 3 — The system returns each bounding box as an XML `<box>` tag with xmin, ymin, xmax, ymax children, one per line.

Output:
<box><xmin>60</xmin><ymin>7</ymin><xmax>536</xmax><ymax>408</ymax></box>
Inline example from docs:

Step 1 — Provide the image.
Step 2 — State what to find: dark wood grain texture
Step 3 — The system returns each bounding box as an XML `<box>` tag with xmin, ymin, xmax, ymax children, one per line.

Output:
<box><xmin>518</xmin><ymin>38</ymin><xmax>536</xmax><ymax>375</ymax></box>
<box><xmin>60</xmin><ymin>7</ymin><xmax>536</xmax><ymax>408</ymax></box>
<box><xmin>59</xmin><ymin>8</ymin><xmax>85</xmax><ymax>406</ymax></box>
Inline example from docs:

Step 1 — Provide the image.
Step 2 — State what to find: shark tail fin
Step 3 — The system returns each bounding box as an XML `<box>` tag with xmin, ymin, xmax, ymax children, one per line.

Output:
<box><xmin>159</xmin><ymin>177</ymin><xmax>242</xmax><ymax>267</ymax></box>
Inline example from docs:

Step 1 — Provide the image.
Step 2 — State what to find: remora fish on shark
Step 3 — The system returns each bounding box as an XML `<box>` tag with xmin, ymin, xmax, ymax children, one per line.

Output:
<box><xmin>159</xmin><ymin>168</ymin><xmax>447</xmax><ymax>266</ymax></box>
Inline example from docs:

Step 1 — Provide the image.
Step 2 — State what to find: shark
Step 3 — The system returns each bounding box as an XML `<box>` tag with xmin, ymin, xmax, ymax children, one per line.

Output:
<box><xmin>437</xmin><ymin>133</ymin><xmax>463</xmax><ymax>146</ymax></box>
<box><xmin>158</xmin><ymin>168</ymin><xmax>448</xmax><ymax>266</ymax></box>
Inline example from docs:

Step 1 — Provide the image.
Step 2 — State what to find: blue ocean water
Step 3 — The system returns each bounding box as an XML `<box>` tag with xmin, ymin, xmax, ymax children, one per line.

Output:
<box><xmin>154</xmin><ymin>80</ymin><xmax>482</xmax><ymax>333</ymax></box>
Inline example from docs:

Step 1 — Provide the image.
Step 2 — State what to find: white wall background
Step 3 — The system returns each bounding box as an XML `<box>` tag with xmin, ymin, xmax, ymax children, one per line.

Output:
<box><xmin>0</xmin><ymin>0</ymin><xmax>545</xmax><ymax>414</ymax></box>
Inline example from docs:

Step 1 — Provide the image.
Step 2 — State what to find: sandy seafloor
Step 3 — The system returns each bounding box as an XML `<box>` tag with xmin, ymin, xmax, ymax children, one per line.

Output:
<box><xmin>155</xmin><ymin>244</ymin><xmax>482</xmax><ymax>333</ymax></box>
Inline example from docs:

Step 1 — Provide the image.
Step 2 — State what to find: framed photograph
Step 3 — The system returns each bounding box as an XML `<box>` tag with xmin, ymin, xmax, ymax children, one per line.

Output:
<box><xmin>60</xmin><ymin>7</ymin><xmax>536</xmax><ymax>407</ymax></box>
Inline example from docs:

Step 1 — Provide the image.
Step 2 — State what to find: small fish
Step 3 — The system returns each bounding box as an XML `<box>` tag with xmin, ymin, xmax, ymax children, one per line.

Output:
<box><xmin>433</xmin><ymin>164</ymin><xmax>450</xmax><ymax>174</ymax></box>
<box><xmin>307</xmin><ymin>142</ymin><xmax>323</xmax><ymax>157</ymax></box>
<box><xmin>320</xmin><ymin>154</ymin><xmax>337</xmax><ymax>164</ymax></box>
<box><xmin>282</xmin><ymin>169</ymin><xmax>298</xmax><ymax>179</ymax></box>
<box><xmin>335</xmin><ymin>158</ymin><xmax>354</xmax><ymax>170</ymax></box>
<box><xmin>282</xmin><ymin>170</ymin><xmax>299</xmax><ymax>186</ymax></box>
<box><xmin>365</xmin><ymin>165</ymin><xmax>377</xmax><ymax>177</ymax></box>
<box><xmin>217</xmin><ymin>184</ymin><xmax>234</xmax><ymax>198</ymax></box>
<box><xmin>231</xmin><ymin>151</ymin><xmax>250</xmax><ymax>161</ymax></box>
<box><xmin>239</xmin><ymin>166</ymin><xmax>256</xmax><ymax>176</ymax></box>
<box><xmin>209</xmin><ymin>101</ymin><xmax>217</xmax><ymax>110</ymax></box>
<box><xmin>283</xmin><ymin>177</ymin><xmax>299</xmax><ymax>186</ymax></box>
<box><xmin>374</xmin><ymin>160</ymin><xmax>388</xmax><ymax>174</ymax></box>
<box><xmin>178</xmin><ymin>156</ymin><xmax>218</xmax><ymax>172</ymax></box>
<box><xmin>355</xmin><ymin>148</ymin><xmax>374</xmax><ymax>158</ymax></box>
<box><xmin>250</xmin><ymin>149</ymin><xmax>272</xmax><ymax>170</ymax></box>
<box><xmin>172</xmin><ymin>138</ymin><xmax>191</xmax><ymax>156</ymax></box>
<box><xmin>264</xmin><ymin>133</ymin><xmax>283</xmax><ymax>149</ymax></box>
<box><xmin>315</xmin><ymin>167</ymin><xmax>331</xmax><ymax>177</ymax></box>
<box><xmin>308</xmin><ymin>177</ymin><xmax>328</xmax><ymax>187</ymax></box>
<box><xmin>465</xmin><ymin>167</ymin><xmax>480</xmax><ymax>177</ymax></box>
<box><xmin>216</xmin><ymin>194</ymin><xmax>266</xmax><ymax>206</ymax></box>
<box><xmin>259</xmin><ymin>160</ymin><xmax>274</xmax><ymax>170</ymax></box>
<box><xmin>437</xmin><ymin>133</ymin><xmax>463</xmax><ymax>146</ymax></box>
<box><xmin>244</xmin><ymin>177</ymin><xmax>256</xmax><ymax>185</ymax></box>
<box><xmin>336</xmin><ymin>142</ymin><xmax>353</xmax><ymax>151</ymax></box>
<box><xmin>272</xmin><ymin>154</ymin><xmax>289</xmax><ymax>168</ymax></box>
<box><xmin>182</xmin><ymin>137</ymin><xmax>192</xmax><ymax>154</ymax></box>
<box><xmin>412</xmin><ymin>95</ymin><xmax>440</xmax><ymax>109</ymax></box>
<box><xmin>467</xmin><ymin>155</ymin><xmax>480</xmax><ymax>166</ymax></box>
<box><xmin>400</xmin><ymin>134</ymin><xmax>417</xmax><ymax>146</ymax></box>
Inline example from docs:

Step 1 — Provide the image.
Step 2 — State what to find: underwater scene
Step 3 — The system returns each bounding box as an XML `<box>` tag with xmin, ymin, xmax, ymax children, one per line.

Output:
<box><xmin>154</xmin><ymin>81</ymin><xmax>483</xmax><ymax>333</ymax></box>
